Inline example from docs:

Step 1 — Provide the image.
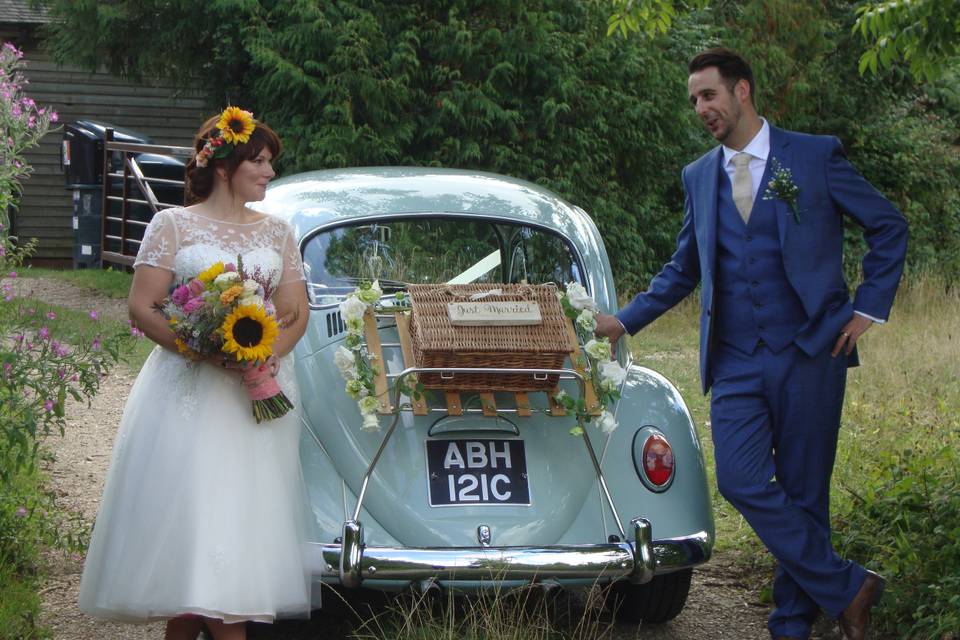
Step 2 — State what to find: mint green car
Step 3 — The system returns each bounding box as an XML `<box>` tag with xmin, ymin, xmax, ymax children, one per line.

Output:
<box><xmin>255</xmin><ymin>167</ymin><xmax>714</xmax><ymax>624</ymax></box>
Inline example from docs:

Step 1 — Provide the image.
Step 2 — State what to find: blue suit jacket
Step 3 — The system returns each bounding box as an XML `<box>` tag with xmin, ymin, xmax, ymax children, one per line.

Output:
<box><xmin>616</xmin><ymin>126</ymin><xmax>908</xmax><ymax>393</ymax></box>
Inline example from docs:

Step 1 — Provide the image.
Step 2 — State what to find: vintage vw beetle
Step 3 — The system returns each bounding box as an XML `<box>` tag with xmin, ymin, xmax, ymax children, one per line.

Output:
<box><xmin>254</xmin><ymin>167</ymin><xmax>714</xmax><ymax>623</ymax></box>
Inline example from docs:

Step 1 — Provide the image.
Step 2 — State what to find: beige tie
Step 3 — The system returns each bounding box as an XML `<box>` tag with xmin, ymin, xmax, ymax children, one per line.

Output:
<box><xmin>731</xmin><ymin>152</ymin><xmax>754</xmax><ymax>224</ymax></box>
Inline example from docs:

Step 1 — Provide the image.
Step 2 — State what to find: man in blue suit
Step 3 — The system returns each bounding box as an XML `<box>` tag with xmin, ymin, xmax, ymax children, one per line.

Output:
<box><xmin>595</xmin><ymin>49</ymin><xmax>908</xmax><ymax>640</ymax></box>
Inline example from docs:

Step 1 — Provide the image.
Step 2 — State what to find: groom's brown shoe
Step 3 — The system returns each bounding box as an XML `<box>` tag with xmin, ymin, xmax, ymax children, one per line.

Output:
<box><xmin>839</xmin><ymin>570</ymin><xmax>886</xmax><ymax>640</ymax></box>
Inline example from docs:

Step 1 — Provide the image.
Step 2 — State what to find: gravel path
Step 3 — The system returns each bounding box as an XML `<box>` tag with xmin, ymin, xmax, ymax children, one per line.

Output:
<box><xmin>22</xmin><ymin>276</ymin><xmax>844</xmax><ymax>640</ymax></box>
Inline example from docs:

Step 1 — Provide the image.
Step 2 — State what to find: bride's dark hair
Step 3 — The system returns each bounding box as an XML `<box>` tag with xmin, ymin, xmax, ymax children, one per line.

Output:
<box><xmin>184</xmin><ymin>112</ymin><xmax>282</xmax><ymax>205</ymax></box>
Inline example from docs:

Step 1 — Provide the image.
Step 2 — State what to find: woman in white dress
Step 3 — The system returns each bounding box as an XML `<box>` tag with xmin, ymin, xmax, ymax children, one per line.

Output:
<box><xmin>79</xmin><ymin>108</ymin><xmax>312</xmax><ymax>640</ymax></box>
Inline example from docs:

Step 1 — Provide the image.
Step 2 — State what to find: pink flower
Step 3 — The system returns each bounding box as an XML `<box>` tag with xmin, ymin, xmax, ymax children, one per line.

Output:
<box><xmin>2</xmin><ymin>362</ymin><xmax>11</xmax><ymax>377</ymax></box>
<box><xmin>89</xmin><ymin>310</ymin><xmax>98</xmax><ymax>320</ymax></box>
<box><xmin>187</xmin><ymin>279</ymin><xmax>205</xmax><ymax>296</ymax></box>
<box><xmin>43</xmin><ymin>399</ymin><xmax>54</xmax><ymax>412</ymax></box>
<box><xmin>91</xmin><ymin>337</ymin><xmax>102</xmax><ymax>351</ymax></box>
<box><xmin>70</xmin><ymin>374</ymin><xmax>78</xmax><ymax>382</ymax></box>
<box><xmin>46</xmin><ymin>311</ymin><xmax>56</xmax><ymax>320</ymax></box>
<box><xmin>57</xmin><ymin>368</ymin><xmax>66</xmax><ymax>379</ymax></box>
<box><xmin>38</xmin><ymin>326</ymin><xmax>49</xmax><ymax>339</ymax></box>
<box><xmin>14</xmin><ymin>507</ymin><xmax>27</xmax><ymax>518</ymax></box>
<box><xmin>50</xmin><ymin>111</ymin><xmax>58</xmax><ymax>123</ymax></box>
<box><xmin>224</xmin><ymin>263</ymin><xmax>237</xmax><ymax>272</ymax></box>
<box><xmin>8</xmin><ymin>271</ymin><xmax>16</xmax><ymax>278</ymax></box>
<box><xmin>52</xmin><ymin>341</ymin><xmax>70</xmax><ymax>357</ymax></box>
<box><xmin>171</xmin><ymin>284</ymin><xmax>192</xmax><ymax>306</ymax></box>
<box><xmin>182</xmin><ymin>297</ymin><xmax>205</xmax><ymax>314</ymax></box>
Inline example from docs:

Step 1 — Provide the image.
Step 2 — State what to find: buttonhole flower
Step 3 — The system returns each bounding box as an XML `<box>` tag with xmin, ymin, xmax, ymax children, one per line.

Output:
<box><xmin>762</xmin><ymin>157</ymin><xmax>801</xmax><ymax>224</ymax></box>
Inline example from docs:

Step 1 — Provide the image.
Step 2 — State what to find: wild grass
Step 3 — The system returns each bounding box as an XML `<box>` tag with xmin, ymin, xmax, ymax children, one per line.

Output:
<box><xmin>348</xmin><ymin>583</ymin><xmax>615</xmax><ymax>640</ymax></box>
<box><xmin>16</xmin><ymin>265</ymin><xmax>133</xmax><ymax>299</ymax></box>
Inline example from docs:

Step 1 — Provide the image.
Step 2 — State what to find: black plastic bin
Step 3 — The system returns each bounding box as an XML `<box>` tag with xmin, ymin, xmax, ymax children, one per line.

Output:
<box><xmin>61</xmin><ymin>121</ymin><xmax>186</xmax><ymax>268</ymax></box>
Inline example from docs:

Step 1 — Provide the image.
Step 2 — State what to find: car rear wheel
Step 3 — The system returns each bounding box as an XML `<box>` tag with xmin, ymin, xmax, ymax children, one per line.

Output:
<box><xmin>606</xmin><ymin>568</ymin><xmax>693</xmax><ymax>624</ymax></box>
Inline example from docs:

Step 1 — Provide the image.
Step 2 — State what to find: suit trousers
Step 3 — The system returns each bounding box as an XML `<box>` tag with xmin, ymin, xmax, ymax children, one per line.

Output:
<box><xmin>709</xmin><ymin>341</ymin><xmax>867</xmax><ymax>638</ymax></box>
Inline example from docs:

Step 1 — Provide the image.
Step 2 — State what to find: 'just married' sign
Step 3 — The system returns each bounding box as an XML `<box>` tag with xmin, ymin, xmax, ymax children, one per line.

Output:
<box><xmin>447</xmin><ymin>301</ymin><xmax>543</xmax><ymax>326</ymax></box>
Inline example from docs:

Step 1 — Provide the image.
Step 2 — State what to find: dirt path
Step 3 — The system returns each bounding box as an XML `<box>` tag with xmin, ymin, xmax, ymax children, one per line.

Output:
<box><xmin>24</xmin><ymin>276</ymin><xmax>844</xmax><ymax>640</ymax></box>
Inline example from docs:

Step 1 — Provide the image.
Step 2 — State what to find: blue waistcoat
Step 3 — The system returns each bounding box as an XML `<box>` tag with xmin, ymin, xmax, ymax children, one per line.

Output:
<box><xmin>713</xmin><ymin>163</ymin><xmax>807</xmax><ymax>354</ymax></box>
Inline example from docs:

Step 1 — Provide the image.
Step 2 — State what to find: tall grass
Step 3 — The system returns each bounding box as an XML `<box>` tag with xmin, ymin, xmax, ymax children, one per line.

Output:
<box><xmin>350</xmin><ymin>584</ymin><xmax>615</xmax><ymax>640</ymax></box>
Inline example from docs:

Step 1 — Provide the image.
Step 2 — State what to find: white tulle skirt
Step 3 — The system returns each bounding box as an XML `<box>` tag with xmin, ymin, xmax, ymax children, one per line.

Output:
<box><xmin>79</xmin><ymin>347</ymin><xmax>312</xmax><ymax>623</ymax></box>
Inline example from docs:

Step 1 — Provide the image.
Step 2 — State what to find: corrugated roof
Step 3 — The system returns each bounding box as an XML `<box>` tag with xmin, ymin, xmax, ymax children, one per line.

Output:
<box><xmin>0</xmin><ymin>0</ymin><xmax>49</xmax><ymax>24</ymax></box>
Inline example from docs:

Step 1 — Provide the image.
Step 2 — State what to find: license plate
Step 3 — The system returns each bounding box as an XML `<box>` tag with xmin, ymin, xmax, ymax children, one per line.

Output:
<box><xmin>426</xmin><ymin>439</ymin><xmax>531</xmax><ymax>507</ymax></box>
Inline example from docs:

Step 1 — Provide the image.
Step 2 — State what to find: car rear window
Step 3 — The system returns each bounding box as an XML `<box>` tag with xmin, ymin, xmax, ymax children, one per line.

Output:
<box><xmin>301</xmin><ymin>217</ymin><xmax>583</xmax><ymax>306</ymax></box>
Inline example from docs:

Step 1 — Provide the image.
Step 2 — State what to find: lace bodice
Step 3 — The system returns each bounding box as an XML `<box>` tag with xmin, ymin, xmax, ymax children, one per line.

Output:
<box><xmin>133</xmin><ymin>207</ymin><xmax>305</xmax><ymax>289</ymax></box>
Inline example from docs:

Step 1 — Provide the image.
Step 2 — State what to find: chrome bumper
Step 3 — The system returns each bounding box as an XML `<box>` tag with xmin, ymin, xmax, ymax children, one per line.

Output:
<box><xmin>309</xmin><ymin>520</ymin><xmax>711</xmax><ymax>587</ymax></box>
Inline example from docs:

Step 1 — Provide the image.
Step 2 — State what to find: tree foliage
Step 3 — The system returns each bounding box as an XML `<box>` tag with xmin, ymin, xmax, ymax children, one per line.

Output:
<box><xmin>37</xmin><ymin>0</ymin><xmax>960</xmax><ymax>288</ymax></box>
<box><xmin>854</xmin><ymin>0</ymin><xmax>960</xmax><ymax>82</ymax></box>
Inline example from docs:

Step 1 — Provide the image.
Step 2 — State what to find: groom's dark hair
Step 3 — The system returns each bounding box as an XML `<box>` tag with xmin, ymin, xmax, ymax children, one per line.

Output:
<box><xmin>689</xmin><ymin>48</ymin><xmax>755</xmax><ymax>105</ymax></box>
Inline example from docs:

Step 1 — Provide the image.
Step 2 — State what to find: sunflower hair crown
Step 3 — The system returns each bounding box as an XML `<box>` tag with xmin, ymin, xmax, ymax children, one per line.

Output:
<box><xmin>195</xmin><ymin>106</ymin><xmax>256</xmax><ymax>168</ymax></box>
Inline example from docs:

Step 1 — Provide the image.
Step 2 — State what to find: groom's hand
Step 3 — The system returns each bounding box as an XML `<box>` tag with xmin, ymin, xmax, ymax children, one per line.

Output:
<box><xmin>831</xmin><ymin>314</ymin><xmax>873</xmax><ymax>357</ymax></box>
<box><xmin>595</xmin><ymin>313</ymin><xmax>626</xmax><ymax>357</ymax></box>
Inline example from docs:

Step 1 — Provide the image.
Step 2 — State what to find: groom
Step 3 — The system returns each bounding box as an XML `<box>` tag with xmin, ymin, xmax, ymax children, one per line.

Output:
<box><xmin>595</xmin><ymin>48</ymin><xmax>907</xmax><ymax>640</ymax></box>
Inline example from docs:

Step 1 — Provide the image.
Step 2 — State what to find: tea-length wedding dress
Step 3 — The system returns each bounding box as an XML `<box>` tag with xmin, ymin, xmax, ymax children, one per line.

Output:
<box><xmin>79</xmin><ymin>207</ymin><xmax>312</xmax><ymax>623</ymax></box>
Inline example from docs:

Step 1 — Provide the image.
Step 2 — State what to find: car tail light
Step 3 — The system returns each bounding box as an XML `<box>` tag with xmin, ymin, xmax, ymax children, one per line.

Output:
<box><xmin>632</xmin><ymin>429</ymin><xmax>675</xmax><ymax>492</ymax></box>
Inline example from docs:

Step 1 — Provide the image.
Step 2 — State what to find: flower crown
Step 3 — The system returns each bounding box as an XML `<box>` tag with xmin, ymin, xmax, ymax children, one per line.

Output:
<box><xmin>195</xmin><ymin>106</ymin><xmax>257</xmax><ymax>168</ymax></box>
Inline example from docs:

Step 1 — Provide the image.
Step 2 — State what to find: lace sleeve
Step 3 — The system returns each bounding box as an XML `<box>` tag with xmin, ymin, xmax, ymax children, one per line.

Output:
<box><xmin>278</xmin><ymin>221</ymin><xmax>306</xmax><ymax>286</ymax></box>
<box><xmin>133</xmin><ymin>209</ymin><xmax>178</xmax><ymax>271</ymax></box>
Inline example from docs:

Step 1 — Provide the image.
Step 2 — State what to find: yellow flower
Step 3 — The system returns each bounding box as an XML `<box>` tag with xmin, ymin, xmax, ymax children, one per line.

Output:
<box><xmin>221</xmin><ymin>304</ymin><xmax>278</xmax><ymax>362</ymax></box>
<box><xmin>175</xmin><ymin>338</ymin><xmax>201</xmax><ymax>360</ymax></box>
<box><xmin>220</xmin><ymin>285</ymin><xmax>244</xmax><ymax>305</ymax></box>
<box><xmin>197</xmin><ymin>261</ymin><xmax>225</xmax><ymax>284</ymax></box>
<box><xmin>216</xmin><ymin>107</ymin><xmax>256</xmax><ymax>145</ymax></box>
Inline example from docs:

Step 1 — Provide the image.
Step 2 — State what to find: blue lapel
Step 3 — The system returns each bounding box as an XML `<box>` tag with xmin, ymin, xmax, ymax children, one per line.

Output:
<box><xmin>767</xmin><ymin>126</ymin><xmax>795</xmax><ymax>247</ymax></box>
<box><xmin>695</xmin><ymin>147</ymin><xmax>723</xmax><ymax>278</ymax></box>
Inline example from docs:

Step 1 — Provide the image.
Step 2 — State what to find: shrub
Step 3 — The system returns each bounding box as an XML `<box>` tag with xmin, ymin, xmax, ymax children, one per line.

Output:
<box><xmin>834</xmin><ymin>447</ymin><xmax>960</xmax><ymax>639</ymax></box>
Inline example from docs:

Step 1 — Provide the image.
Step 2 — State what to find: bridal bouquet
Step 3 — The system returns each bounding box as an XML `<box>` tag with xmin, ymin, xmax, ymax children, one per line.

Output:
<box><xmin>156</xmin><ymin>258</ymin><xmax>294</xmax><ymax>423</ymax></box>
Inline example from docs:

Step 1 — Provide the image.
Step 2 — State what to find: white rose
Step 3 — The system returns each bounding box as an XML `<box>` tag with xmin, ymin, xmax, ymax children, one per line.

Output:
<box><xmin>213</xmin><ymin>271</ymin><xmax>241</xmax><ymax>288</ymax></box>
<box><xmin>361</xmin><ymin>412</ymin><xmax>381</xmax><ymax>432</ymax></box>
<box><xmin>584</xmin><ymin>338</ymin><xmax>611</xmax><ymax>362</ymax></box>
<box><xmin>356</xmin><ymin>280</ymin><xmax>383</xmax><ymax>305</ymax></box>
<box><xmin>239</xmin><ymin>294</ymin><xmax>264</xmax><ymax>309</ymax></box>
<box><xmin>334</xmin><ymin>346</ymin><xmax>357</xmax><ymax>380</ymax></box>
<box><xmin>359</xmin><ymin>395</ymin><xmax>380</xmax><ymax>415</ymax></box>
<box><xmin>576</xmin><ymin>308</ymin><xmax>597</xmax><ymax>333</ymax></box>
<box><xmin>598</xmin><ymin>360</ymin><xmax>626</xmax><ymax>389</ymax></box>
<box><xmin>339</xmin><ymin>295</ymin><xmax>368</xmax><ymax>323</ymax></box>
<box><xmin>565</xmin><ymin>282</ymin><xmax>595</xmax><ymax>311</ymax></box>
<box><xmin>597</xmin><ymin>410</ymin><xmax>618</xmax><ymax>434</ymax></box>
<box><xmin>241</xmin><ymin>279</ymin><xmax>260</xmax><ymax>295</ymax></box>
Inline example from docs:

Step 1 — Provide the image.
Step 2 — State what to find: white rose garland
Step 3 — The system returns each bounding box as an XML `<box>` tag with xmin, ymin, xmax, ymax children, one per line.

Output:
<box><xmin>557</xmin><ymin>281</ymin><xmax>624</xmax><ymax>436</ymax></box>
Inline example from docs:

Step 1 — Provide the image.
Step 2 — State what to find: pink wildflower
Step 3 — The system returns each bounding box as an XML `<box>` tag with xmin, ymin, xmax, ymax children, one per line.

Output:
<box><xmin>171</xmin><ymin>284</ymin><xmax>192</xmax><ymax>306</ymax></box>
<box><xmin>182</xmin><ymin>297</ymin><xmax>205</xmax><ymax>314</ymax></box>
<box><xmin>91</xmin><ymin>336</ymin><xmax>102</xmax><ymax>351</ymax></box>
<box><xmin>8</xmin><ymin>271</ymin><xmax>16</xmax><ymax>278</ymax></box>
<box><xmin>224</xmin><ymin>262</ymin><xmax>237</xmax><ymax>272</ymax></box>
<box><xmin>14</xmin><ymin>507</ymin><xmax>27</xmax><ymax>518</ymax></box>
<box><xmin>70</xmin><ymin>374</ymin><xmax>78</xmax><ymax>382</ymax></box>
<box><xmin>46</xmin><ymin>311</ymin><xmax>56</xmax><ymax>320</ymax></box>
<box><xmin>89</xmin><ymin>310</ymin><xmax>98</xmax><ymax>320</ymax></box>
<box><xmin>2</xmin><ymin>362</ymin><xmax>11</xmax><ymax>377</ymax></box>
<box><xmin>38</xmin><ymin>326</ymin><xmax>49</xmax><ymax>339</ymax></box>
<box><xmin>44</xmin><ymin>399</ymin><xmax>54</xmax><ymax>412</ymax></box>
<box><xmin>57</xmin><ymin>368</ymin><xmax>66</xmax><ymax>379</ymax></box>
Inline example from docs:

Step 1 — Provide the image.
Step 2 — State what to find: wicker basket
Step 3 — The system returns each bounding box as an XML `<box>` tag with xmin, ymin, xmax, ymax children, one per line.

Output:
<box><xmin>407</xmin><ymin>284</ymin><xmax>572</xmax><ymax>391</ymax></box>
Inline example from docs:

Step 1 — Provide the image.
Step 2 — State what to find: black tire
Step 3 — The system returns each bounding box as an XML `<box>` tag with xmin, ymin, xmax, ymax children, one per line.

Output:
<box><xmin>606</xmin><ymin>568</ymin><xmax>693</xmax><ymax>624</ymax></box>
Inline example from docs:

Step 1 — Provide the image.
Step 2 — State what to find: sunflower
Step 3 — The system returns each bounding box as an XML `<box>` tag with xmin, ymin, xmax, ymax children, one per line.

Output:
<box><xmin>197</xmin><ymin>261</ymin><xmax>225</xmax><ymax>284</ymax></box>
<box><xmin>221</xmin><ymin>304</ymin><xmax>278</xmax><ymax>362</ymax></box>
<box><xmin>216</xmin><ymin>107</ymin><xmax>256</xmax><ymax>145</ymax></box>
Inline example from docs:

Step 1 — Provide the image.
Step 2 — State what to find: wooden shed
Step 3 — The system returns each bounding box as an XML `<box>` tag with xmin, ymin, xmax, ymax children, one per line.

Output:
<box><xmin>1</xmin><ymin>0</ymin><xmax>208</xmax><ymax>266</ymax></box>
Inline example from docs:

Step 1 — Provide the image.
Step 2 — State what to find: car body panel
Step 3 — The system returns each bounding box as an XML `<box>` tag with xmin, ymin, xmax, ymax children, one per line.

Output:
<box><xmin>252</xmin><ymin>167</ymin><xmax>714</xmax><ymax>590</ymax></box>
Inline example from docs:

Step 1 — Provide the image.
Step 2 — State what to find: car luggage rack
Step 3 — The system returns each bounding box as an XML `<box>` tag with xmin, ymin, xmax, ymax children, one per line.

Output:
<box><xmin>337</xmin><ymin>361</ymin><xmax>658</xmax><ymax>589</ymax></box>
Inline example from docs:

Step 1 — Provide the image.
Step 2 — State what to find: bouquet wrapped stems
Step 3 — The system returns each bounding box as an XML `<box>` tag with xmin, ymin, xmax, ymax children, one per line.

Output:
<box><xmin>240</xmin><ymin>360</ymin><xmax>294</xmax><ymax>423</ymax></box>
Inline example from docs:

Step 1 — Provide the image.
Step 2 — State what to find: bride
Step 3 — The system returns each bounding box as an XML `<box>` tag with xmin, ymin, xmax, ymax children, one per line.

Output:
<box><xmin>79</xmin><ymin>108</ymin><xmax>312</xmax><ymax>640</ymax></box>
